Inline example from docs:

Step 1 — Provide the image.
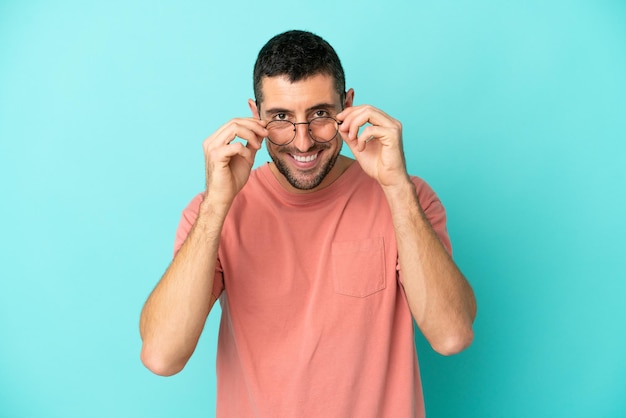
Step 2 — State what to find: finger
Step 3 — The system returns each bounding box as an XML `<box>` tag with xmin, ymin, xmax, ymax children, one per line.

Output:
<box><xmin>343</xmin><ymin>131</ymin><xmax>373</xmax><ymax>155</ymax></box>
<box><xmin>204</xmin><ymin>128</ymin><xmax>265</xmax><ymax>158</ymax></box>
<box><xmin>228</xmin><ymin>142</ymin><xmax>257</xmax><ymax>168</ymax></box>
<box><xmin>355</xmin><ymin>125</ymin><xmax>388</xmax><ymax>152</ymax></box>
<box><xmin>210</xmin><ymin>141</ymin><xmax>256</xmax><ymax>169</ymax></box>
<box><xmin>219</xmin><ymin>117</ymin><xmax>267</xmax><ymax>137</ymax></box>
<box><xmin>206</xmin><ymin>119</ymin><xmax>267</xmax><ymax>150</ymax></box>
<box><xmin>336</xmin><ymin>105</ymin><xmax>360</xmax><ymax>121</ymax></box>
<box><xmin>225</xmin><ymin>120</ymin><xmax>267</xmax><ymax>148</ymax></box>
<box><xmin>338</xmin><ymin>105</ymin><xmax>397</xmax><ymax>141</ymax></box>
<box><xmin>337</xmin><ymin>106</ymin><xmax>380</xmax><ymax>141</ymax></box>
<box><xmin>227</xmin><ymin>127</ymin><xmax>265</xmax><ymax>151</ymax></box>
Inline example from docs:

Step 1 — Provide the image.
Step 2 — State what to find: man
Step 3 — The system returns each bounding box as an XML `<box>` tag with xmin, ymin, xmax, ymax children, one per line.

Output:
<box><xmin>140</xmin><ymin>30</ymin><xmax>476</xmax><ymax>417</ymax></box>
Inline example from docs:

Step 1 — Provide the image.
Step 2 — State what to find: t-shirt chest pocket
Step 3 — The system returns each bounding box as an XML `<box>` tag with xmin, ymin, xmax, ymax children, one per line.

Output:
<box><xmin>331</xmin><ymin>237</ymin><xmax>386</xmax><ymax>298</ymax></box>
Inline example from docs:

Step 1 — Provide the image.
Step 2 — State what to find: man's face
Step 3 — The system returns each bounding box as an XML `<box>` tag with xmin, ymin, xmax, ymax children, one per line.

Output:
<box><xmin>250</xmin><ymin>73</ymin><xmax>353</xmax><ymax>192</ymax></box>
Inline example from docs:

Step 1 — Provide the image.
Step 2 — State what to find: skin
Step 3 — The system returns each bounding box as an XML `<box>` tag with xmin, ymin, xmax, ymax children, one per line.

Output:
<box><xmin>139</xmin><ymin>73</ymin><xmax>476</xmax><ymax>376</ymax></box>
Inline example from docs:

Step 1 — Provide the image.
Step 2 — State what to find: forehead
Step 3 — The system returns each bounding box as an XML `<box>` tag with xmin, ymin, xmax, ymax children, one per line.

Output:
<box><xmin>259</xmin><ymin>73</ymin><xmax>340</xmax><ymax>112</ymax></box>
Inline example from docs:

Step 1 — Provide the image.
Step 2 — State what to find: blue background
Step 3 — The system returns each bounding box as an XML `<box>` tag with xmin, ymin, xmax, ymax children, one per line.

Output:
<box><xmin>1</xmin><ymin>0</ymin><xmax>625</xmax><ymax>416</ymax></box>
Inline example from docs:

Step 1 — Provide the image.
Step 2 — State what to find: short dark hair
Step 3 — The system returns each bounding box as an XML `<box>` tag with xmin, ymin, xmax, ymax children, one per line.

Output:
<box><xmin>253</xmin><ymin>30</ymin><xmax>346</xmax><ymax>105</ymax></box>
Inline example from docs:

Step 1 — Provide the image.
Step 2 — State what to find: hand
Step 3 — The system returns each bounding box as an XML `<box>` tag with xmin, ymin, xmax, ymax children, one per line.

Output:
<box><xmin>337</xmin><ymin>105</ymin><xmax>409</xmax><ymax>189</ymax></box>
<box><xmin>202</xmin><ymin>118</ymin><xmax>267</xmax><ymax>208</ymax></box>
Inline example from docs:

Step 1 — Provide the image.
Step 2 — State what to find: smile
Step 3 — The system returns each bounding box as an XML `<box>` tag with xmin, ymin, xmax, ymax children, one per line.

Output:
<box><xmin>291</xmin><ymin>153</ymin><xmax>319</xmax><ymax>163</ymax></box>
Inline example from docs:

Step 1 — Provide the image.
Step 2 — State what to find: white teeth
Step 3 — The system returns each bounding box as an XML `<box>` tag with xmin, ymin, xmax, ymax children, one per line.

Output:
<box><xmin>292</xmin><ymin>154</ymin><xmax>318</xmax><ymax>163</ymax></box>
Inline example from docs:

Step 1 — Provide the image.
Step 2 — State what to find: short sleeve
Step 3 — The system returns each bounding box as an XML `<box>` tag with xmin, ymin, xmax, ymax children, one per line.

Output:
<box><xmin>411</xmin><ymin>176</ymin><xmax>452</xmax><ymax>256</ymax></box>
<box><xmin>173</xmin><ymin>192</ymin><xmax>225</xmax><ymax>299</ymax></box>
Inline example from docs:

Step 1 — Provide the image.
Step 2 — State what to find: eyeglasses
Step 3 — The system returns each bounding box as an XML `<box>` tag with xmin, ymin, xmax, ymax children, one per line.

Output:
<box><xmin>265</xmin><ymin>116</ymin><xmax>342</xmax><ymax>146</ymax></box>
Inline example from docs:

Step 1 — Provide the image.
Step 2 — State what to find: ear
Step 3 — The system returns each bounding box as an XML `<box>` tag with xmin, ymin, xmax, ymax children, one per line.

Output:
<box><xmin>248</xmin><ymin>98</ymin><xmax>260</xmax><ymax>119</ymax></box>
<box><xmin>343</xmin><ymin>88</ymin><xmax>355</xmax><ymax>109</ymax></box>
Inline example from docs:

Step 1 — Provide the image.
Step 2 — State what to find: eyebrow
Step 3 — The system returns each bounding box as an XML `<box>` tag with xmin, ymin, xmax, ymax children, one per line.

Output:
<box><xmin>262</xmin><ymin>102</ymin><xmax>339</xmax><ymax>116</ymax></box>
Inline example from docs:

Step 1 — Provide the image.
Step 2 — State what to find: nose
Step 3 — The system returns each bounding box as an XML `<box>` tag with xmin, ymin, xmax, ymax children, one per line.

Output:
<box><xmin>292</xmin><ymin>122</ymin><xmax>315</xmax><ymax>151</ymax></box>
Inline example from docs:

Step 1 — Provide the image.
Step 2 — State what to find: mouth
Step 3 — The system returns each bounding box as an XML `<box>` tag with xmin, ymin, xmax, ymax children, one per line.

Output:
<box><xmin>292</xmin><ymin>153</ymin><xmax>319</xmax><ymax>163</ymax></box>
<box><xmin>288</xmin><ymin>149</ymin><xmax>323</xmax><ymax>168</ymax></box>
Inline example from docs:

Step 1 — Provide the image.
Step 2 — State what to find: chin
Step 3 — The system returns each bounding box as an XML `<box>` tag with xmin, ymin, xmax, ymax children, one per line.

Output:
<box><xmin>271</xmin><ymin>151</ymin><xmax>339</xmax><ymax>191</ymax></box>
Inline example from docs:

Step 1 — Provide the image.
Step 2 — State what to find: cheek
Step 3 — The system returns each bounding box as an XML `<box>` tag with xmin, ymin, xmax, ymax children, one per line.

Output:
<box><xmin>265</xmin><ymin>142</ymin><xmax>285</xmax><ymax>159</ymax></box>
<box><xmin>332</xmin><ymin>137</ymin><xmax>344</xmax><ymax>152</ymax></box>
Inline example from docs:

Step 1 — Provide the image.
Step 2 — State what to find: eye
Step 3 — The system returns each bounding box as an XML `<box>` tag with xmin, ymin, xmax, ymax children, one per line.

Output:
<box><xmin>273</xmin><ymin>113</ymin><xmax>288</xmax><ymax>120</ymax></box>
<box><xmin>313</xmin><ymin>110</ymin><xmax>330</xmax><ymax>118</ymax></box>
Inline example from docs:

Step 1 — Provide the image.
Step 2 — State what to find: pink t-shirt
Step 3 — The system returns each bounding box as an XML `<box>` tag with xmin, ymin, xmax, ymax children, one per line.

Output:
<box><xmin>174</xmin><ymin>162</ymin><xmax>451</xmax><ymax>417</ymax></box>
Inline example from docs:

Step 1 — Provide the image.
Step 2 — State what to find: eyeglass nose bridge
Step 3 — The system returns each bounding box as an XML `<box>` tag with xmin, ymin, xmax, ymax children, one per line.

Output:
<box><xmin>292</xmin><ymin>120</ymin><xmax>314</xmax><ymax>133</ymax></box>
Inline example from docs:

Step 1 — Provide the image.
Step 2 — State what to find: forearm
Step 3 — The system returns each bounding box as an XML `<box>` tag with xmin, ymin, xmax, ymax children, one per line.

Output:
<box><xmin>140</xmin><ymin>198</ymin><xmax>226</xmax><ymax>375</ymax></box>
<box><xmin>384</xmin><ymin>181</ymin><xmax>476</xmax><ymax>355</ymax></box>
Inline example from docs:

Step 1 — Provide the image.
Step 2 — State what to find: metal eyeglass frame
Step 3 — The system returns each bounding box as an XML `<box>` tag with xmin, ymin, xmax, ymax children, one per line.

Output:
<box><xmin>265</xmin><ymin>116</ymin><xmax>343</xmax><ymax>146</ymax></box>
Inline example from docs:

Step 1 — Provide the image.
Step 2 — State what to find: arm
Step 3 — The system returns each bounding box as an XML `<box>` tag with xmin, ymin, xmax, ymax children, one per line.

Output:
<box><xmin>338</xmin><ymin>105</ymin><xmax>476</xmax><ymax>355</ymax></box>
<box><xmin>383</xmin><ymin>180</ymin><xmax>476</xmax><ymax>355</ymax></box>
<box><xmin>139</xmin><ymin>118</ymin><xmax>267</xmax><ymax>376</ymax></box>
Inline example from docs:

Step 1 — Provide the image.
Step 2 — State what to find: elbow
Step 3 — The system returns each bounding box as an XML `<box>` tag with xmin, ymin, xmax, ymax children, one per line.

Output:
<box><xmin>140</xmin><ymin>345</ymin><xmax>186</xmax><ymax>377</ymax></box>
<box><xmin>432</xmin><ymin>327</ymin><xmax>474</xmax><ymax>356</ymax></box>
<box><xmin>433</xmin><ymin>298</ymin><xmax>478</xmax><ymax>356</ymax></box>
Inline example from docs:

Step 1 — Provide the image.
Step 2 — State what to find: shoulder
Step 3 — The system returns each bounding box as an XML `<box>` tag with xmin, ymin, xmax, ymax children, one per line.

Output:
<box><xmin>409</xmin><ymin>175</ymin><xmax>452</xmax><ymax>254</ymax></box>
